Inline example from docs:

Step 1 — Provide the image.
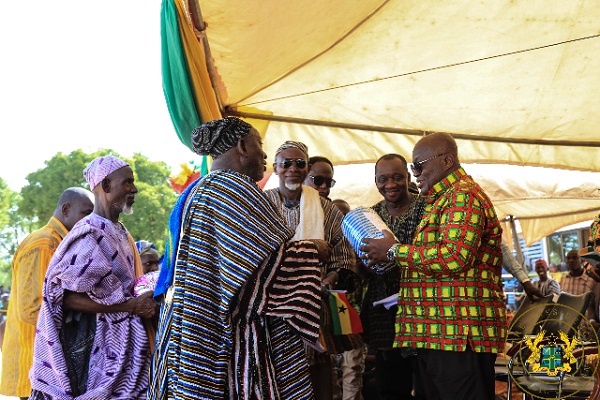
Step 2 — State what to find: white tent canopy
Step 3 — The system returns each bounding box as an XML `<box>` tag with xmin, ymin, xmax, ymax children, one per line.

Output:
<box><xmin>184</xmin><ymin>0</ymin><xmax>600</xmax><ymax>245</ymax></box>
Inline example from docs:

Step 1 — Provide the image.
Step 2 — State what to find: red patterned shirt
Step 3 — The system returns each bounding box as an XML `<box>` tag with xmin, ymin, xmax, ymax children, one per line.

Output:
<box><xmin>391</xmin><ymin>167</ymin><xmax>507</xmax><ymax>353</ymax></box>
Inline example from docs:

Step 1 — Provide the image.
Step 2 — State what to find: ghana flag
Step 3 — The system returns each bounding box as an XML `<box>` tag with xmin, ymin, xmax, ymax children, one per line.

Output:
<box><xmin>328</xmin><ymin>291</ymin><xmax>363</xmax><ymax>335</ymax></box>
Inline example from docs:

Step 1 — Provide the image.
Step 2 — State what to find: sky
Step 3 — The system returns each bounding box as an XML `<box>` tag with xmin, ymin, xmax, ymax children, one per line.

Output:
<box><xmin>1</xmin><ymin>1</ymin><xmax>197</xmax><ymax>191</ymax></box>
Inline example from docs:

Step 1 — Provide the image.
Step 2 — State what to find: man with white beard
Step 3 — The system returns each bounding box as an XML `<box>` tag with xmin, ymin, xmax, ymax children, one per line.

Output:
<box><xmin>28</xmin><ymin>155</ymin><xmax>157</xmax><ymax>400</ymax></box>
<box><xmin>264</xmin><ymin>141</ymin><xmax>355</xmax><ymax>400</ymax></box>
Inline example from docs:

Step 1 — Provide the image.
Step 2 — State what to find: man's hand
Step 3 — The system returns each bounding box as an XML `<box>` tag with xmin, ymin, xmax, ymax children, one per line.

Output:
<box><xmin>359</xmin><ymin>230</ymin><xmax>397</xmax><ymax>267</ymax></box>
<box><xmin>310</xmin><ymin>239</ymin><xmax>333</xmax><ymax>264</ymax></box>
<box><xmin>322</xmin><ymin>271</ymin><xmax>338</xmax><ymax>290</ymax></box>
<box><xmin>585</xmin><ymin>265</ymin><xmax>600</xmax><ymax>282</ymax></box>
<box><xmin>130</xmin><ymin>291</ymin><xmax>158</xmax><ymax>318</ymax></box>
<box><xmin>521</xmin><ymin>281</ymin><xmax>544</xmax><ymax>300</ymax></box>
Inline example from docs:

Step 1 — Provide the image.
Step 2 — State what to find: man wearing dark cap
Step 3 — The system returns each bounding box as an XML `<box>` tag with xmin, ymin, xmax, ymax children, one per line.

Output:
<box><xmin>29</xmin><ymin>155</ymin><xmax>158</xmax><ymax>400</ymax></box>
<box><xmin>149</xmin><ymin>117</ymin><xmax>331</xmax><ymax>400</ymax></box>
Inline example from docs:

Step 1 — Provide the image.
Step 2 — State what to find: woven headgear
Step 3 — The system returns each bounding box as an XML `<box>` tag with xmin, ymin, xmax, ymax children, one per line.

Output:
<box><xmin>535</xmin><ymin>259</ymin><xmax>548</xmax><ymax>268</ymax></box>
<box><xmin>191</xmin><ymin>117</ymin><xmax>253</xmax><ymax>158</ymax></box>
<box><xmin>275</xmin><ymin>140</ymin><xmax>309</xmax><ymax>158</ymax></box>
<box><xmin>83</xmin><ymin>155</ymin><xmax>130</xmax><ymax>190</ymax></box>
<box><xmin>136</xmin><ymin>240</ymin><xmax>158</xmax><ymax>257</ymax></box>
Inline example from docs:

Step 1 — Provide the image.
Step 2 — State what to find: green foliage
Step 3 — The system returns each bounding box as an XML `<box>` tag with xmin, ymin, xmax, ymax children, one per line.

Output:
<box><xmin>0</xmin><ymin>179</ymin><xmax>22</xmax><ymax>259</ymax></box>
<box><xmin>0</xmin><ymin>179</ymin><xmax>25</xmax><ymax>284</ymax></box>
<box><xmin>122</xmin><ymin>155</ymin><xmax>177</xmax><ymax>254</ymax></box>
<box><xmin>14</xmin><ymin>149</ymin><xmax>177</xmax><ymax>262</ymax></box>
<box><xmin>19</xmin><ymin>149</ymin><xmax>121</xmax><ymax>227</ymax></box>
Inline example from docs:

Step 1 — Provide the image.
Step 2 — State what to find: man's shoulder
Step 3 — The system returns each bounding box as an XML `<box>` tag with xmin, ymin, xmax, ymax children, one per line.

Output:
<box><xmin>263</xmin><ymin>188</ymin><xmax>279</xmax><ymax>202</ymax></box>
<box><xmin>14</xmin><ymin>223</ymin><xmax>62</xmax><ymax>254</ymax></box>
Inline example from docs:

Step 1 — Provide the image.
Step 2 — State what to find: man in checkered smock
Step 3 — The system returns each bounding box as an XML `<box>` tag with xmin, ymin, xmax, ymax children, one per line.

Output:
<box><xmin>361</xmin><ymin>132</ymin><xmax>506</xmax><ymax>400</ymax></box>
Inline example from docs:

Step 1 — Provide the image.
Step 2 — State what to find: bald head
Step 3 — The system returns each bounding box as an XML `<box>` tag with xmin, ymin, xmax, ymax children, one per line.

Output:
<box><xmin>416</xmin><ymin>132</ymin><xmax>458</xmax><ymax>160</ymax></box>
<box><xmin>54</xmin><ymin>187</ymin><xmax>95</xmax><ymax>231</ymax></box>
<box><xmin>412</xmin><ymin>132</ymin><xmax>460</xmax><ymax>194</ymax></box>
<box><xmin>332</xmin><ymin>199</ymin><xmax>351</xmax><ymax>215</ymax></box>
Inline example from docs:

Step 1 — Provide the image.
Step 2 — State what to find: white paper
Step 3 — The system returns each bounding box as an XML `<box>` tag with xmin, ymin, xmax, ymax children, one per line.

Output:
<box><xmin>373</xmin><ymin>293</ymin><xmax>399</xmax><ymax>309</ymax></box>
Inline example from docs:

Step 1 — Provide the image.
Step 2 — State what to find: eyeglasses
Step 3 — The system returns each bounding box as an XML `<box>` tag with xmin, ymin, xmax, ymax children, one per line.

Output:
<box><xmin>309</xmin><ymin>175</ymin><xmax>336</xmax><ymax>188</ymax></box>
<box><xmin>278</xmin><ymin>158</ymin><xmax>307</xmax><ymax>169</ymax></box>
<box><xmin>410</xmin><ymin>153</ymin><xmax>447</xmax><ymax>174</ymax></box>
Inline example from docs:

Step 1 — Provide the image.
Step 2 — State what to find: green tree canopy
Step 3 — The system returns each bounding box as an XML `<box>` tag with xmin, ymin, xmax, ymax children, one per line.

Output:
<box><xmin>18</xmin><ymin>150</ymin><xmax>177</xmax><ymax>255</ymax></box>
<box><xmin>0</xmin><ymin>178</ymin><xmax>21</xmax><ymax>286</ymax></box>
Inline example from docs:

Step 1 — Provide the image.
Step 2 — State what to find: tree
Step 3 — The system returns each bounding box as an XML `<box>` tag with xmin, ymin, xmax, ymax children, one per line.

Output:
<box><xmin>0</xmin><ymin>178</ymin><xmax>22</xmax><ymax>287</ymax></box>
<box><xmin>18</xmin><ymin>150</ymin><xmax>177</xmax><ymax>254</ymax></box>
<box><xmin>121</xmin><ymin>154</ymin><xmax>177</xmax><ymax>252</ymax></box>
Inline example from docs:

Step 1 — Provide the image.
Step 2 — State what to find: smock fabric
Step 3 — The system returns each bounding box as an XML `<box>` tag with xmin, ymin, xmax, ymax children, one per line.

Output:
<box><xmin>149</xmin><ymin>170</ymin><xmax>322</xmax><ymax>400</ymax></box>
<box><xmin>29</xmin><ymin>213</ymin><xmax>150</xmax><ymax>399</ymax></box>
<box><xmin>391</xmin><ymin>167</ymin><xmax>507</xmax><ymax>353</ymax></box>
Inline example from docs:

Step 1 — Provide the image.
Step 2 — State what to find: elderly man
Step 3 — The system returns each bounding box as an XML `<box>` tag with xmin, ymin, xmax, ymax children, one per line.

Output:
<box><xmin>0</xmin><ymin>187</ymin><xmax>94</xmax><ymax>400</ymax></box>
<box><xmin>264</xmin><ymin>141</ymin><xmax>355</xmax><ymax>400</ymax></box>
<box><xmin>149</xmin><ymin>118</ymin><xmax>330</xmax><ymax>400</ymax></box>
<box><xmin>29</xmin><ymin>156</ymin><xmax>157</xmax><ymax>400</ymax></box>
<box><xmin>361</xmin><ymin>133</ymin><xmax>506</xmax><ymax>400</ymax></box>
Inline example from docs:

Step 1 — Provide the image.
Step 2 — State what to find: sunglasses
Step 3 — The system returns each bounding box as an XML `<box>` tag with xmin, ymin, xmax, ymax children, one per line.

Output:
<box><xmin>410</xmin><ymin>153</ymin><xmax>447</xmax><ymax>174</ymax></box>
<box><xmin>309</xmin><ymin>175</ymin><xmax>336</xmax><ymax>188</ymax></box>
<box><xmin>278</xmin><ymin>158</ymin><xmax>307</xmax><ymax>169</ymax></box>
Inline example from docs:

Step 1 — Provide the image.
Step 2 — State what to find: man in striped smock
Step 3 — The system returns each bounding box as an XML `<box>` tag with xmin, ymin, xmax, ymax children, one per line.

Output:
<box><xmin>149</xmin><ymin>117</ymin><xmax>330</xmax><ymax>400</ymax></box>
<box><xmin>361</xmin><ymin>133</ymin><xmax>506</xmax><ymax>400</ymax></box>
<box><xmin>264</xmin><ymin>141</ymin><xmax>356</xmax><ymax>400</ymax></box>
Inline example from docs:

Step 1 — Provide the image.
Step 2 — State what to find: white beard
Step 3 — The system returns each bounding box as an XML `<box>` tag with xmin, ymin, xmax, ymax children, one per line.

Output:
<box><xmin>285</xmin><ymin>182</ymin><xmax>301</xmax><ymax>191</ymax></box>
<box><xmin>114</xmin><ymin>199</ymin><xmax>134</xmax><ymax>215</ymax></box>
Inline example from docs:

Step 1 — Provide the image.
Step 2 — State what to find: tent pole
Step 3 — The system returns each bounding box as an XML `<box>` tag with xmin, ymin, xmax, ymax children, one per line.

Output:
<box><xmin>186</xmin><ymin>0</ymin><xmax>225</xmax><ymax>113</ymax></box>
<box><xmin>509</xmin><ymin>216</ymin><xmax>525</xmax><ymax>266</ymax></box>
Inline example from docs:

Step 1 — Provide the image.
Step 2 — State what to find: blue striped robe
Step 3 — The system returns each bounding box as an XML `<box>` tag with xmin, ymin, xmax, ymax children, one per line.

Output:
<box><xmin>148</xmin><ymin>170</ymin><xmax>322</xmax><ymax>400</ymax></box>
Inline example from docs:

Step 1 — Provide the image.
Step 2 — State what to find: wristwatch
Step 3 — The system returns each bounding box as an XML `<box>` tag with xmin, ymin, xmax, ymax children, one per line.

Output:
<box><xmin>386</xmin><ymin>245</ymin><xmax>397</xmax><ymax>262</ymax></box>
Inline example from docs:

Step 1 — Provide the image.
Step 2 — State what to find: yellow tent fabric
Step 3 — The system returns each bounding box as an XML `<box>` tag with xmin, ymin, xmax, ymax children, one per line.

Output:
<box><xmin>179</xmin><ymin>0</ymin><xmax>600</xmax><ymax>245</ymax></box>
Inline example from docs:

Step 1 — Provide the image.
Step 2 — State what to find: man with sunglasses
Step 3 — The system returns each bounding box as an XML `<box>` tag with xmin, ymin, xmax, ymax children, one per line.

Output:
<box><xmin>360</xmin><ymin>133</ymin><xmax>506</xmax><ymax>400</ymax></box>
<box><xmin>304</xmin><ymin>156</ymin><xmax>336</xmax><ymax>199</ymax></box>
<box><xmin>265</xmin><ymin>141</ymin><xmax>355</xmax><ymax>400</ymax></box>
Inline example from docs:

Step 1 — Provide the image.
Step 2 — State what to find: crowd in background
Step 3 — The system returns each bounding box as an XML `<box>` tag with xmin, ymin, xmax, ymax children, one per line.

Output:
<box><xmin>0</xmin><ymin>117</ymin><xmax>599</xmax><ymax>400</ymax></box>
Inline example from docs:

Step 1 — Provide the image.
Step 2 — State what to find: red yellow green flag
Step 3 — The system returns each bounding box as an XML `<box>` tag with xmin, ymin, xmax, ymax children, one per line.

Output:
<box><xmin>328</xmin><ymin>291</ymin><xmax>363</xmax><ymax>335</ymax></box>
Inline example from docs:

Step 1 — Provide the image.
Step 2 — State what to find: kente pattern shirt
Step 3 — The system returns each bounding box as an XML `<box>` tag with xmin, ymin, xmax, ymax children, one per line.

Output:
<box><xmin>391</xmin><ymin>167</ymin><xmax>507</xmax><ymax>353</ymax></box>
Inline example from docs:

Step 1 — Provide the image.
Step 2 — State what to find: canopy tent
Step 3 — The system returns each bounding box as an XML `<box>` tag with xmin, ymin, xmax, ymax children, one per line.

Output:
<box><xmin>163</xmin><ymin>0</ymin><xmax>600</xmax><ymax>246</ymax></box>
